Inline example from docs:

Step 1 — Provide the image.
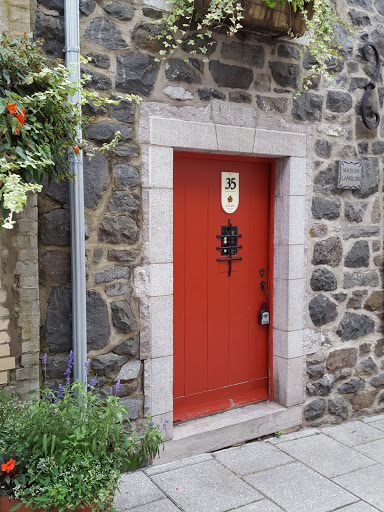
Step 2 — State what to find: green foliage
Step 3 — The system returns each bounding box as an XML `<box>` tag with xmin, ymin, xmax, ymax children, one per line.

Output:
<box><xmin>0</xmin><ymin>384</ymin><xmax>163</xmax><ymax>511</ymax></box>
<box><xmin>0</xmin><ymin>33</ymin><xmax>139</xmax><ymax>229</ymax></box>
<box><xmin>155</xmin><ymin>0</ymin><xmax>349</xmax><ymax>87</ymax></box>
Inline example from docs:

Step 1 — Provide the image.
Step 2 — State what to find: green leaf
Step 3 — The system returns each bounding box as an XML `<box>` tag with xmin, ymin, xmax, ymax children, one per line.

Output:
<box><xmin>10</xmin><ymin>504</ymin><xmax>22</xmax><ymax>511</ymax></box>
<box><xmin>0</xmin><ymin>98</ymin><xmax>6</xmax><ymax>114</ymax></box>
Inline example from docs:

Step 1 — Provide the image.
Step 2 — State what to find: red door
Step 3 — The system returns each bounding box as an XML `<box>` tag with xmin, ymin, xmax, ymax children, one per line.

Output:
<box><xmin>173</xmin><ymin>152</ymin><xmax>273</xmax><ymax>422</ymax></box>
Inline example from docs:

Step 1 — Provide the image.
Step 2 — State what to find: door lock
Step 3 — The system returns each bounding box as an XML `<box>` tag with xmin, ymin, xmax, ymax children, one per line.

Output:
<box><xmin>258</xmin><ymin>303</ymin><xmax>270</xmax><ymax>325</ymax></box>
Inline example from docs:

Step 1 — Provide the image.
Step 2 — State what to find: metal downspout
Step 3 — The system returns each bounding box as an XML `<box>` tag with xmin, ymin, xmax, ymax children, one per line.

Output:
<box><xmin>64</xmin><ymin>0</ymin><xmax>87</xmax><ymax>385</ymax></box>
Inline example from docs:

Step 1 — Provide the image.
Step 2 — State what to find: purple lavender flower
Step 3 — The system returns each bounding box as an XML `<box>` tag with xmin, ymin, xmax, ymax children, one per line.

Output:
<box><xmin>89</xmin><ymin>376</ymin><xmax>98</xmax><ymax>388</ymax></box>
<box><xmin>64</xmin><ymin>350</ymin><xmax>75</xmax><ymax>386</ymax></box>
<box><xmin>114</xmin><ymin>380</ymin><xmax>122</xmax><ymax>396</ymax></box>
<box><xmin>41</xmin><ymin>353</ymin><xmax>48</xmax><ymax>387</ymax></box>
<box><xmin>54</xmin><ymin>384</ymin><xmax>65</xmax><ymax>403</ymax></box>
<box><xmin>84</xmin><ymin>360</ymin><xmax>90</xmax><ymax>374</ymax></box>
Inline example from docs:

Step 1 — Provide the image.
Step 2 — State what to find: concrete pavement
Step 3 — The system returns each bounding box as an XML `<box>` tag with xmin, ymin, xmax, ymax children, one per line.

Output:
<box><xmin>114</xmin><ymin>413</ymin><xmax>384</xmax><ymax>512</ymax></box>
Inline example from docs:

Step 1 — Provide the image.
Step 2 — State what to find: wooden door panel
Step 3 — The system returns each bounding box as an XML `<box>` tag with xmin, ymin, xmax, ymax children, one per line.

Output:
<box><xmin>174</xmin><ymin>153</ymin><xmax>271</xmax><ymax>422</ymax></box>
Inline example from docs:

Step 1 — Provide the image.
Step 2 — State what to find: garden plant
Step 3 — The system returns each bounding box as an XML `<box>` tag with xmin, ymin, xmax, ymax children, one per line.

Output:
<box><xmin>0</xmin><ymin>352</ymin><xmax>163</xmax><ymax>512</ymax></box>
<box><xmin>0</xmin><ymin>33</ymin><xmax>139</xmax><ymax>229</ymax></box>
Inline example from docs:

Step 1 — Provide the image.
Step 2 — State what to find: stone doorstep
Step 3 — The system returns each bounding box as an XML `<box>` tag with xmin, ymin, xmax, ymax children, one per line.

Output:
<box><xmin>153</xmin><ymin>402</ymin><xmax>302</xmax><ymax>466</ymax></box>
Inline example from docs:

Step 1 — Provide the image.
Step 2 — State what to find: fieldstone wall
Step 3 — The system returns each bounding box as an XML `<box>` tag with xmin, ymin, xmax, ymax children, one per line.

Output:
<box><xmin>34</xmin><ymin>0</ymin><xmax>383</xmax><ymax>423</ymax></box>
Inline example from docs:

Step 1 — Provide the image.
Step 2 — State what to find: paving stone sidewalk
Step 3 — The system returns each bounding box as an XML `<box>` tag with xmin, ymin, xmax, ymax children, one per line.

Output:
<box><xmin>114</xmin><ymin>413</ymin><xmax>384</xmax><ymax>512</ymax></box>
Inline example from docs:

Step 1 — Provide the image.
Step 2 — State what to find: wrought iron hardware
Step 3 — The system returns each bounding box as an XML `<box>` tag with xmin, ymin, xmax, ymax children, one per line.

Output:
<box><xmin>216</xmin><ymin>218</ymin><xmax>243</xmax><ymax>277</ymax></box>
<box><xmin>361</xmin><ymin>41</ymin><xmax>381</xmax><ymax>130</ymax></box>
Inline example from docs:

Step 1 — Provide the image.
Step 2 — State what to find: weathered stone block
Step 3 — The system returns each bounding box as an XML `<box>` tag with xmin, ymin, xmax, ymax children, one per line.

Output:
<box><xmin>292</xmin><ymin>92</ymin><xmax>324</xmax><ymax>121</ymax></box>
<box><xmin>80</xmin><ymin>0</ymin><xmax>95</xmax><ymax>15</ymax></box>
<box><xmin>337</xmin><ymin>378</ymin><xmax>365</xmax><ymax>394</ymax></box>
<box><xmin>82</xmin><ymin>68</ymin><xmax>112</xmax><ymax>90</ymax></box>
<box><xmin>84</xmin><ymin>153</ymin><xmax>109</xmax><ymax>209</ymax></box>
<box><xmin>229</xmin><ymin>91</ymin><xmax>251</xmax><ymax>103</ymax></box>
<box><xmin>84</xmin><ymin>17</ymin><xmax>127</xmax><ymax>49</ymax></box>
<box><xmin>326</xmin><ymin>91</ymin><xmax>353</xmax><ymax>112</ymax></box>
<box><xmin>111</xmin><ymin>144</ymin><xmax>139</xmax><ymax>158</ymax></box>
<box><xmin>309</xmin><ymin>294</ymin><xmax>338</xmax><ymax>327</ymax></box>
<box><xmin>120</xmin><ymin>396</ymin><xmax>142</xmax><ymax>419</ymax></box>
<box><xmin>131</xmin><ymin>22</ymin><xmax>165</xmax><ymax>52</ymax></box>
<box><xmin>374</xmin><ymin>338</ymin><xmax>384</xmax><ymax>357</ymax></box>
<box><xmin>310</xmin><ymin>223</ymin><xmax>328</xmax><ymax>238</ymax></box>
<box><xmin>41</xmin><ymin>209</ymin><xmax>70</xmax><ymax>246</ymax></box>
<box><xmin>371</xmin><ymin>374</ymin><xmax>384</xmax><ymax>388</ymax></box>
<box><xmin>307</xmin><ymin>374</ymin><xmax>334</xmax><ymax>396</ymax></box>
<box><xmin>277</xmin><ymin>44</ymin><xmax>300</xmax><ymax>59</ymax></box>
<box><xmin>326</xmin><ymin>347</ymin><xmax>358</xmax><ymax>371</ymax></box>
<box><xmin>197</xmin><ymin>88</ymin><xmax>225</xmax><ymax>101</ymax></box>
<box><xmin>85</xmin><ymin>123</ymin><xmax>132</xmax><ymax>143</ymax></box>
<box><xmin>165</xmin><ymin>58</ymin><xmax>202</xmax><ymax>84</ymax></box>
<box><xmin>109</xmin><ymin>192</ymin><xmax>139</xmax><ymax>212</ymax></box>
<box><xmin>307</xmin><ymin>364</ymin><xmax>325</xmax><ymax>379</ymax></box>
<box><xmin>344</xmin><ymin>202</ymin><xmax>367</xmax><ymax>223</ymax></box>
<box><xmin>209</xmin><ymin>61</ymin><xmax>253</xmax><ymax>89</ymax></box>
<box><xmin>86</xmin><ymin>53</ymin><xmax>110</xmax><ymax>69</ymax></box>
<box><xmin>312</xmin><ymin>196</ymin><xmax>340</xmax><ymax>220</ymax></box>
<box><xmin>256</xmin><ymin>96</ymin><xmax>287</xmax><ymax>113</ymax></box>
<box><xmin>98</xmin><ymin>216</ymin><xmax>139</xmax><ymax>244</ymax></box>
<box><xmin>111</xmin><ymin>100</ymin><xmax>136</xmax><ymax>122</ymax></box>
<box><xmin>108</xmin><ymin>248</ymin><xmax>140</xmax><ymax>262</ymax></box>
<box><xmin>315</xmin><ymin>139</ymin><xmax>332</xmax><ymax>158</ymax></box>
<box><xmin>351</xmin><ymin>390</ymin><xmax>378</xmax><ymax>411</ymax></box>
<box><xmin>41</xmin><ymin>251</ymin><xmax>71</xmax><ymax>284</ymax></box>
<box><xmin>113</xmin><ymin>336</ymin><xmax>139</xmax><ymax>357</ymax></box>
<box><xmin>116</xmin><ymin>360</ymin><xmax>141</xmax><ymax>381</ymax></box>
<box><xmin>92</xmin><ymin>353</ymin><xmax>128</xmax><ymax>376</ymax></box>
<box><xmin>105</xmin><ymin>1</ymin><xmax>135</xmax><ymax>19</ymax></box>
<box><xmin>111</xmin><ymin>300</ymin><xmax>137</xmax><ymax>333</ymax></box>
<box><xmin>328</xmin><ymin>397</ymin><xmax>348</xmax><ymax>419</ymax></box>
<box><xmin>345</xmin><ymin>241</ymin><xmax>370</xmax><ymax>268</ymax></box>
<box><xmin>310</xmin><ymin>268</ymin><xmax>337</xmax><ymax>292</ymax></box>
<box><xmin>352</xmin><ymin>157</ymin><xmax>379</xmax><ymax>199</ymax></box>
<box><xmin>114</xmin><ymin>165</ymin><xmax>140</xmax><ymax>188</ymax></box>
<box><xmin>343</xmin><ymin>270</ymin><xmax>379</xmax><ymax>289</ymax></box>
<box><xmin>304</xmin><ymin>398</ymin><xmax>325</xmax><ymax>420</ymax></box>
<box><xmin>105</xmin><ymin>282</ymin><xmax>131</xmax><ymax>297</ymax></box>
<box><xmin>116</xmin><ymin>53</ymin><xmax>160</xmax><ymax>96</ymax></box>
<box><xmin>336</xmin><ymin>312</ymin><xmax>375</xmax><ymax>341</ymax></box>
<box><xmin>332</xmin><ymin>292</ymin><xmax>347</xmax><ymax>303</ymax></box>
<box><xmin>312</xmin><ymin>237</ymin><xmax>343</xmax><ymax>267</ymax></box>
<box><xmin>35</xmin><ymin>12</ymin><xmax>64</xmax><ymax>58</ymax></box>
<box><xmin>343</xmin><ymin>225</ymin><xmax>380</xmax><ymax>240</ymax></box>
<box><xmin>356</xmin><ymin>357</ymin><xmax>378</xmax><ymax>375</ymax></box>
<box><xmin>221</xmin><ymin>41</ymin><xmax>264</xmax><ymax>68</ymax></box>
<box><xmin>163</xmin><ymin>86</ymin><xmax>194</xmax><ymax>101</ymax></box>
<box><xmin>94</xmin><ymin>266</ymin><xmax>130</xmax><ymax>284</ymax></box>
<box><xmin>269</xmin><ymin>62</ymin><xmax>299</xmax><ymax>88</ymax></box>
<box><xmin>348</xmin><ymin>8</ymin><xmax>371</xmax><ymax>25</ymax></box>
<box><xmin>313</xmin><ymin>163</ymin><xmax>338</xmax><ymax>196</ymax></box>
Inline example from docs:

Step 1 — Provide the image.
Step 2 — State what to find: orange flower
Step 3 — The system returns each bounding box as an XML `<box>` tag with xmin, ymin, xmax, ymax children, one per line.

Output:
<box><xmin>6</xmin><ymin>103</ymin><xmax>17</xmax><ymax>115</ymax></box>
<box><xmin>15</xmin><ymin>109</ymin><xmax>26</xmax><ymax>126</ymax></box>
<box><xmin>15</xmin><ymin>127</ymin><xmax>20</xmax><ymax>136</ymax></box>
<box><xmin>73</xmin><ymin>145</ymin><xmax>79</xmax><ymax>154</ymax></box>
<box><xmin>1</xmin><ymin>458</ymin><xmax>16</xmax><ymax>473</ymax></box>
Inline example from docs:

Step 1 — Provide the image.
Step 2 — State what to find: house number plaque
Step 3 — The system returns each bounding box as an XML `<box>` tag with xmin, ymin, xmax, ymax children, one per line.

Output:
<box><xmin>221</xmin><ymin>172</ymin><xmax>239</xmax><ymax>214</ymax></box>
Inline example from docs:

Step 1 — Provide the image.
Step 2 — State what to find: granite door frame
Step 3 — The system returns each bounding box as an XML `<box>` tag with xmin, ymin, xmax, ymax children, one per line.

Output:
<box><xmin>134</xmin><ymin>101</ymin><xmax>312</xmax><ymax>443</ymax></box>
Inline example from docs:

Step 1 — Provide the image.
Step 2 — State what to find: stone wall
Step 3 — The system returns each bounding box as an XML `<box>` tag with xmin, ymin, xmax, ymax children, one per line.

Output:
<box><xmin>34</xmin><ymin>0</ymin><xmax>383</xmax><ymax>423</ymax></box>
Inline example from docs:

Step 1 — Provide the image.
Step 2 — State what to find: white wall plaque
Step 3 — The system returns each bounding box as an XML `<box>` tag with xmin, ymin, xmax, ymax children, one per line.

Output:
<box><xmin>221</xmin><ymin>172</ymin><xmax>239</xmax><ymax>214</ymax></box>
<box><xmin>338</xmin><ymin>160</ymin><xmax>362</xmax><ymax>190</ymax></box>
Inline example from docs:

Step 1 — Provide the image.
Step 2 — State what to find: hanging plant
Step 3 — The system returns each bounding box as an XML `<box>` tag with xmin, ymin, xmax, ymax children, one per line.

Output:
<box><xmin>0</xmin><ymin>33</ymin><xmax>139</xmax><ymax>229</ymax></box>
<box><xmin>155</xmin><ymin>0</ymin><xmax>349</xmax><ymax>89</ymax></box>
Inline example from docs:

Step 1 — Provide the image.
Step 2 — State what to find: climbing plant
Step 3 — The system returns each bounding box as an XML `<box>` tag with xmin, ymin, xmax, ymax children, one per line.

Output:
<box><xmin>155</xmin><ymin>0</ymin><xmax>348</xmax><ymax>89</ymax></box>
<box><xmin>0</xmin><ymin>33</ymin><xmax>139</xmax><ymax>229</ymax></box>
